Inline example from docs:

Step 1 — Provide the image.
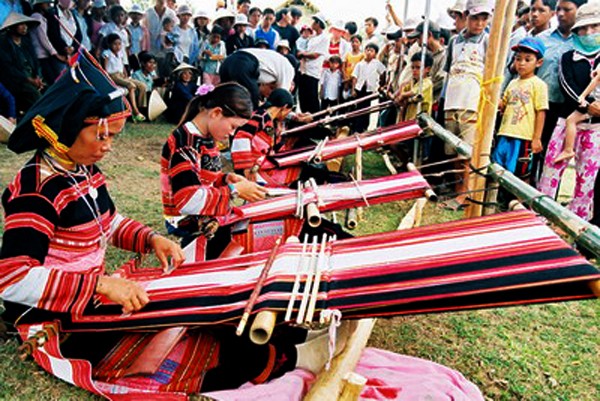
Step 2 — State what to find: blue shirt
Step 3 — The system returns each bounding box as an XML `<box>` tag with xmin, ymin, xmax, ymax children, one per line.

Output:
<box><xmin>254</xmin><ymin>27</ymin><xmax>279</xmax><ymax>49</ymax></box>
<box><xmin>537</xmin><ymin>28</ymin><xmax>574</xmax><ymax>104</ymax></box>
<box><xmin>127</xmin><ymin>24</ymin><xmax>145</xmax><ymax>55</ymax></box>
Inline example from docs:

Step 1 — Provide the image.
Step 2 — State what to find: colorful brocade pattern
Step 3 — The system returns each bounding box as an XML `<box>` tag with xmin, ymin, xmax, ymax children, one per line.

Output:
<box><xmin>0</xmin><ymin>152</ymin><xmax>154</xmax><ymax>314</ymax></box>
<box><xmin>161</xmin><ymin>121</ymin><xmax>231</xmax><ymax>219</ymax></box>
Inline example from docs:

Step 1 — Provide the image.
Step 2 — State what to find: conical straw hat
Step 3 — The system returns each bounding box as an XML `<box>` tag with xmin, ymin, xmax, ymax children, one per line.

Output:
<box><xmin>0</xmin><ymin>12</ymin><xmax>40</xmax><ymax>31</ymax></box>
<box><xmin>148</xmin><ymin>90</ymin><xmax>167</xmax><ymax>121</ymax></box>
<box><xmin>0</xmin><ymin>116</ymin><xmax>16</xmax><ymax>144</ymax></box>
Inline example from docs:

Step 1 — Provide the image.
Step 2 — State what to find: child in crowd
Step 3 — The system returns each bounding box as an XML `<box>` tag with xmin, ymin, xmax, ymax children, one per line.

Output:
<box><xmin>126</xmin><ymin>4</ymin><xmax>149</xmax><ymax>68</ymax></box>
<box><xmin>396</xmin><ymin>52</ymin><xmax>434</xmax><ymax>122</ymax></box>
<box><xmin>493</xmin><ymin>37</ymin><xmax>547</xmax><ymax>180</ymax></box>
<box><xmin>161</xmin><ymin>17</ymin><xmax>178</xmax><ymax>53</ymax></box>
<box><xmin>555</xmin><ymin>64</ymin><xmax>600</xmax><ymax>163</ymax></box>
<box><xmin>200</xmin><ymin>26</ymin><xmax>226</xmax><ymax>86</ymax></box>
<box><xmin>89</xmin><ymin>0</ymin><xmax>106</xmax><ymax>52</ymax></box>
<box><xmin>351</xmin><ymin>43</ymin><xmax>385</xmax><ymax>132</ymax></box>
<box><xmin>102</xmin><ymin>33</ymin><xmax>147</xmax><ymax>122</ymax></box>
<box><xmin>165</xmin><ymin>63</ymin><xmax>199</xmax><ymax>124</ymax></box>
<box><xmin>97</xmin><ymin>5</ymin><xmax>129</xmax><ymax>70</ymax></box>
<box><xmin>442</xmin><ymin>0</ymin><xmax>491</xmax><ymax>205</ymax></box>
<box><xmin>132</xmin><ymin>52</ymin><xmax>160</xmax><ymax>94</ymax></box>
<box><xmin>321</xmin><ymin>55</ymin><xmax>343</xmax><ymax>109</ymax></box>
<box><xmin>343</xmin><ymin>34</ymin><xmax>365</xmax><ymax>100</ymax></box>
<box><xmin>296</xmin><ymin>25</ymin><xmax>313</xmax><ymax>52</ymax></box>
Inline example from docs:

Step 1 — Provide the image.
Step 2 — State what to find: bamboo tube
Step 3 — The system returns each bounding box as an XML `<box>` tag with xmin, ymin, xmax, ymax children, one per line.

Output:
<box><xmin>249</xmin><ymin>311</ymin><xmax>277</xmax><ymax>345</ymax></box>
<box><xmin>345</xmin><ymin>208</ymin><xmax>358</xmax><ymax>230</ymax></box>
<box><xmin>467</xmin><ymin>0</ymin><xmax>519</xmax><ymax>218</ymax></box>
<box><xmin>338</xmin><ymin>373</ymin><xmax>368</xmax><ymax>401</ymax></box>
<box><xmin>418</xmin><ymin>114</ymin><xmax>473</xmax><ymax>159</ymax></box>
<box><xmin>306</xmin><ymin>202</ymin><xmax>322</xmax><ymax>228</ymax></box>
<box><xmin>406</xmin><ymin>163</ymin><xmax>438</xmax><ymax>201</ymax></box>
<box><xmin>307</xmin><ymin>93</ymin><xmax>379</xmax><ymax>121</ymax></box>
<box><xmin>326</xmin><ymin>126</ymin><xmax>350</xmax><ymax>172</ymax></box>
<box><xmin>303</xmin><ymin>319</ymin><xmax>376</xmax><ymax>401</ymax></box>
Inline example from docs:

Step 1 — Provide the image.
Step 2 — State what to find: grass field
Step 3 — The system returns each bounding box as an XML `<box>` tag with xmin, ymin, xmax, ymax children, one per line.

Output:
<box><xmin>0</xmin><ymin>121</ymin><xmax>598</xmax><ymax>400</ymax></box>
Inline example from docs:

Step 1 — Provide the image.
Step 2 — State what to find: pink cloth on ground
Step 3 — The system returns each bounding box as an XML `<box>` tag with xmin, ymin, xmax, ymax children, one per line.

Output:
<box><xmin>203</xmin><ymin>347</ymin><xmax>484</xmax><ymax>401</ymax></box>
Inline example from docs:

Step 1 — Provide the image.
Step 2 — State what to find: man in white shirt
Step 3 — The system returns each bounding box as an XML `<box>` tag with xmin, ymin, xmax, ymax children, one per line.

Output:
<box><xmin>352</xmin><ymin>42</ymin><xmax>385</xmax><ymax>132</ymax></box>
<box><xmin>297</xmin><ymin>13</ymin><xmax>329</xmax><ymax>113</ymax></box>
<box><xmin>220</xmin><ymin>47</ymin><xmax>295</xmax><ymax>108</ymax></box>
<box><xmin>144</xmin><ymin>0</ymin><xmax>177</xmax><ymax>53</ymax></box>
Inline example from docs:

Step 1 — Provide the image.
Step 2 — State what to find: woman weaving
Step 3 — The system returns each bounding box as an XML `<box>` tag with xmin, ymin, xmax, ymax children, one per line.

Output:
<box><xmin>0</xmin><ymin>52</ymin><xmax>353</xmax><ymax>399</ymax></box>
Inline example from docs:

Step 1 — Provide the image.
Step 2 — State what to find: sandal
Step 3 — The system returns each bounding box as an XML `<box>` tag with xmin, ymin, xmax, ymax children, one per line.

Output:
<box><xmin>132</xmin><ymin>114</ymin><xmax>146</xmax><ymax>123</ymax></box>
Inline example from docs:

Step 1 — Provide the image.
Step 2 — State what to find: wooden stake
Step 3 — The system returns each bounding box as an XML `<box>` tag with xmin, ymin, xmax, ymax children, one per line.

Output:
<box><xmin>355</xmin><ymin>147</ymin><xmax>364</xmax><ymax>220</ymax></box>
<box><xmin>296</xmin><ymin>237</ymin><xmax>319</xmax><ymax>325</ymax></box>
<box><xmin>285</xmin><ymin>235</ymin><xmax>309</xmax><ymax>321</ymax></box>
<box><xmin>467</xmin><ymin>0</ymin><xmax>519</xmax><ymax>218</ymax></box>
<box><xmin>306</xmin><ymin>234</ymin><xmax>328</xmax><ymax>323</ymax></box>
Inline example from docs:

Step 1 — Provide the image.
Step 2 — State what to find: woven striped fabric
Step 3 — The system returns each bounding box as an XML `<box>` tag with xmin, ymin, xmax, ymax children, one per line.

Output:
<box><xmin>61</xmin><ymin>210</ymin><xmax>599</xmax><ymax>332</ymax></box>
<box><xmin>217</xmin><ymin>171</ymin><xmax>431</xmax><ymax>227</ymax></box>
<box><xmin>265</xmin><ymin>121</ymin><xmax>421</xmax><ymax>170</ymax></box>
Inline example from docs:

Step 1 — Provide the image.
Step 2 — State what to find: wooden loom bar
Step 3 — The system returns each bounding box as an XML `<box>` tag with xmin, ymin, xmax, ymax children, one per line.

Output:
<box><xmin>467</xmin><ymin>0</ymin><xmax>519</xmax><ymax>218</ymax></box>
<box><xmin>236</xmin><ymin>237</ymin><xmax>282</xmax><ymax>336</ymax></box>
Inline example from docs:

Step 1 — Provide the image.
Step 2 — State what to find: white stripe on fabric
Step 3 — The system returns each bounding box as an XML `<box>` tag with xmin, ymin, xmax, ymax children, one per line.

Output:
<box><xmin>46</xmin><ymin>351</ymin><xmax>75</xmax><ymax>385</ymax></box>
<box><xmin>231</xmin><ymin>138</ymin><xmax>252</xmax><ymax>153</ymax></box>
<box><xmin>109</xmin><ymin>213</ymin><xmax>126</xmax><ymax>237</ymax></box>
<box><xmin>2</xmin><ymin>267</ymin><xmax>50</xmax><ymax>307</ymax></box>
<box><xmin>180</xmin><ymin>188</ymin><xmax>208</xmax><ymax>215</ymax></box>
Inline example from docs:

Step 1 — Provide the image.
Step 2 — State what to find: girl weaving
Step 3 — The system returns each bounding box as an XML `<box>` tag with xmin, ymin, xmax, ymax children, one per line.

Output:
<box><xmin>0</xmin><ymin>51</ymin><xmax>355</xmax><ymax>399</ymax></box>
<box><xmin>161</xmin><ymin>82</ymin><xmax>269</xmax><ymax>260</ymax></box>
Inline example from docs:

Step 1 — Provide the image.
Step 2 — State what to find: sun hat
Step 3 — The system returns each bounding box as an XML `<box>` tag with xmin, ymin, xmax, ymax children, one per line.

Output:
<box><xmin>233</xmin><ymin>13</ymin><xmax>250</xmax><ymax>27</ymax></box>
<box><xmin>176</xmin><ymin>4</ymin><xmax>192</xmax><ymax>16</ymax></box>
<box><xmin>0</xmin><ymin>12</ymin><xmax>39</xmax><ymax>31</ymax></box>
<box><xmin>571</xmin><ymin>2</ymin><xmax>600</xmax><ymax>32</ymax></box>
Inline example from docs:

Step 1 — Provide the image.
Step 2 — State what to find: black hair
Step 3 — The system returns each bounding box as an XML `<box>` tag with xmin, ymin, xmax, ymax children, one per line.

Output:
<box><xmin>563</xmin><ymin>0</ymin><xmax>587</xmax><ymax>7</ymax></box>
<box><xmin>517</xmin><ymin>6</ymin><xmax>530</xmax><ymax>17</ymax></box>
<box><xmin>290</xmin><ymin>7</ymin><xmax>302</xmax><ymax>18</ymax></box>
<box><xmin>538</xmin><ymin>0</ymin><xmax>557</xmax><ymax>10</ymax></box>
<box><xmin>108</xmin><ymin>4</ymin><xmax>125</xmax><ymax>22</ymax></box>
<box><xmin>249</xmin><ymin>6</ymin><xmax>262</xmax><ymax>15</ymax></box>
<box><xmin>179</xmin><ymin>82</ymin><xmax>253</xmax><ymax>126</ymax></box>
<box><xmin>313</xmin><ymin>17</ymin><xmax>325</xmax><ymax>30</ymax></box>
<box><xmin>439</xmin><ymin>28</ymin><xmax>451</xmax><ymax>45</ymax></box>
<box><xmin>162</xmin><ymin>17</ymin><xmax>174</xmax><ymax>27</ymax></box>
<box><xmin>103</xmin><ymin>33</ymin><xmax>121</xmax><ymax>49</ymax></box>
<box><xmin>237</xmin><ymin>0</ymin><xmax>251</xmax><ymax>5</ymax></box>
<box><xmin>345</xmin><ymin>21</ymin><xmax>358</xmax><ymax>35</ymax></box>
<box><xmin>365</xmin><ymin>17</ymin><xmax>379</xmax><ymax>27</ymax></box>
<box><xmin>211</xmin><ymin>25</ymin><xmax>224</xmax><ymax>36</ymax></box>
<box><xmin>411</xmin><ymin>51</ymin><xmax>434</xmax><ymax>68</ymax></box>
<box><xmin>276</xmin><ymin>8</ymin><xmax>289</xmax><ymax>22</ymax></box>
<box><xmin>350</xmin><ymin>34</ymin><xmax>363</xmax><ymax>43</ymax></box>
<box><xmin>329</xmin><ymin>55</ymin><xmax>343</xmax><ymax>64</ymax></box>
<box><xmin>264</xmin><ymin>88</ymin><xmax>294</xmax><ymax>109</ymax></box>
<box><xmin>139</xmin><ymin>51</ymin><xmax>156</xmax><ymax>64</ymax></box>
<box><xmin>365</xmin><ymin>42</ymin><xmax>379</xmax><ymax>53</ymax></box>
<box><xmin>263</xmin><ymin>8</ymin><xmax>275</xmax><ymax>16</ymax></box>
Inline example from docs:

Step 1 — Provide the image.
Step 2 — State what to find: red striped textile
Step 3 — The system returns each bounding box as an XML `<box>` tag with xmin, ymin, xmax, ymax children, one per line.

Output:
<box><xmin>61</xmin><ymin>210</ymin><xmax>599</xmax><ymax>332</ymax></box>
<box><xmin>217</xmin><ymin>171</ymin><xmax>431</xmax><ymax>227</ymax></box>
<box><xmin>265</xmin><ymin>121</ymin><xmax>421</xmax><ymax>169</ymax></box>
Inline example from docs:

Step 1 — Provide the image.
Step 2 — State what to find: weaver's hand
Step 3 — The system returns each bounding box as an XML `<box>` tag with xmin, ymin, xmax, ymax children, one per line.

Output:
<box><xmin>149</xmin><ymin>234</ymin><xmax>185</xmax><ymax>273</ymax></box>
<box><xmin>235</xmin><ymin>179</ymin><xmax>268</xmax><ymax>202</ymax></box>
<box><xmin>96</xmin><ymin>276</ymin><xmax>149</xmax><ymax>315</ymax></box>
<box><xmin>587</xmin><ymin>101</ymin><xmax>600</xmax><ymax>117</ymax></box>
<box><xmin>226</xmin><ymin>172</ymin><xmax>246</xmax><ymax>184</ymax></box>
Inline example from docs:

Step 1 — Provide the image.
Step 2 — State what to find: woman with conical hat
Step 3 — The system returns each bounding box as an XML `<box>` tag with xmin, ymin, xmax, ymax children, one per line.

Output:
<box><xmin>0</xmin><ymin>12</ymin><xmax>43</xmax><ymax>113</ymax></box>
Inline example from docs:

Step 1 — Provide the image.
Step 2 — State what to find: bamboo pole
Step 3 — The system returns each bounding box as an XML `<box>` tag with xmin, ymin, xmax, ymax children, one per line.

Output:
<box><xmin>303</xmin><ymin>319</ymin><xmax>376</xmax><ymax>401</ymax></box>
<box><xmin>418</xmin><ymin>113</ymin><xmax>600</xmax><ymax>259</ymax></box>
<box><xmin>467</xmin><ymin>0</ymin><xmax>519</xmax><ymax>218</ymax></box>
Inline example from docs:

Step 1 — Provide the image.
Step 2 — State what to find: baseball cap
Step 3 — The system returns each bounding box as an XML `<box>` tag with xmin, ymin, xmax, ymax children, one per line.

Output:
<box><xmin>511</xmin><ymin>36</ymin><xmax>546</xmax><ymax>57</ymax></box>
<box><xmin>408</xmin><ymin>21</ymin><xmax>441</xmax><ymax>39</ymax></box>
<box><xmin>466</xmin><ymin>0</ymin><xmax>493</xmax><ymax>16</ymax></box>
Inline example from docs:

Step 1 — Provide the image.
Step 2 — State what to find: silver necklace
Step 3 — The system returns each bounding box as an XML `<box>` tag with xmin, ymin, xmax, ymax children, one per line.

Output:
<box><xmin>42</xmin><ymin>152</ymin><xmax>108</xmax><ymax>249</ymax></box>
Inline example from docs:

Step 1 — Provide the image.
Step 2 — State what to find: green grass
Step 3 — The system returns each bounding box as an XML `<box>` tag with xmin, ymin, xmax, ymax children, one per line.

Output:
<box><xmin>0</xmin><ymin>121</ymin><xmax>598</xmax><ymax>400</ymax></box>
